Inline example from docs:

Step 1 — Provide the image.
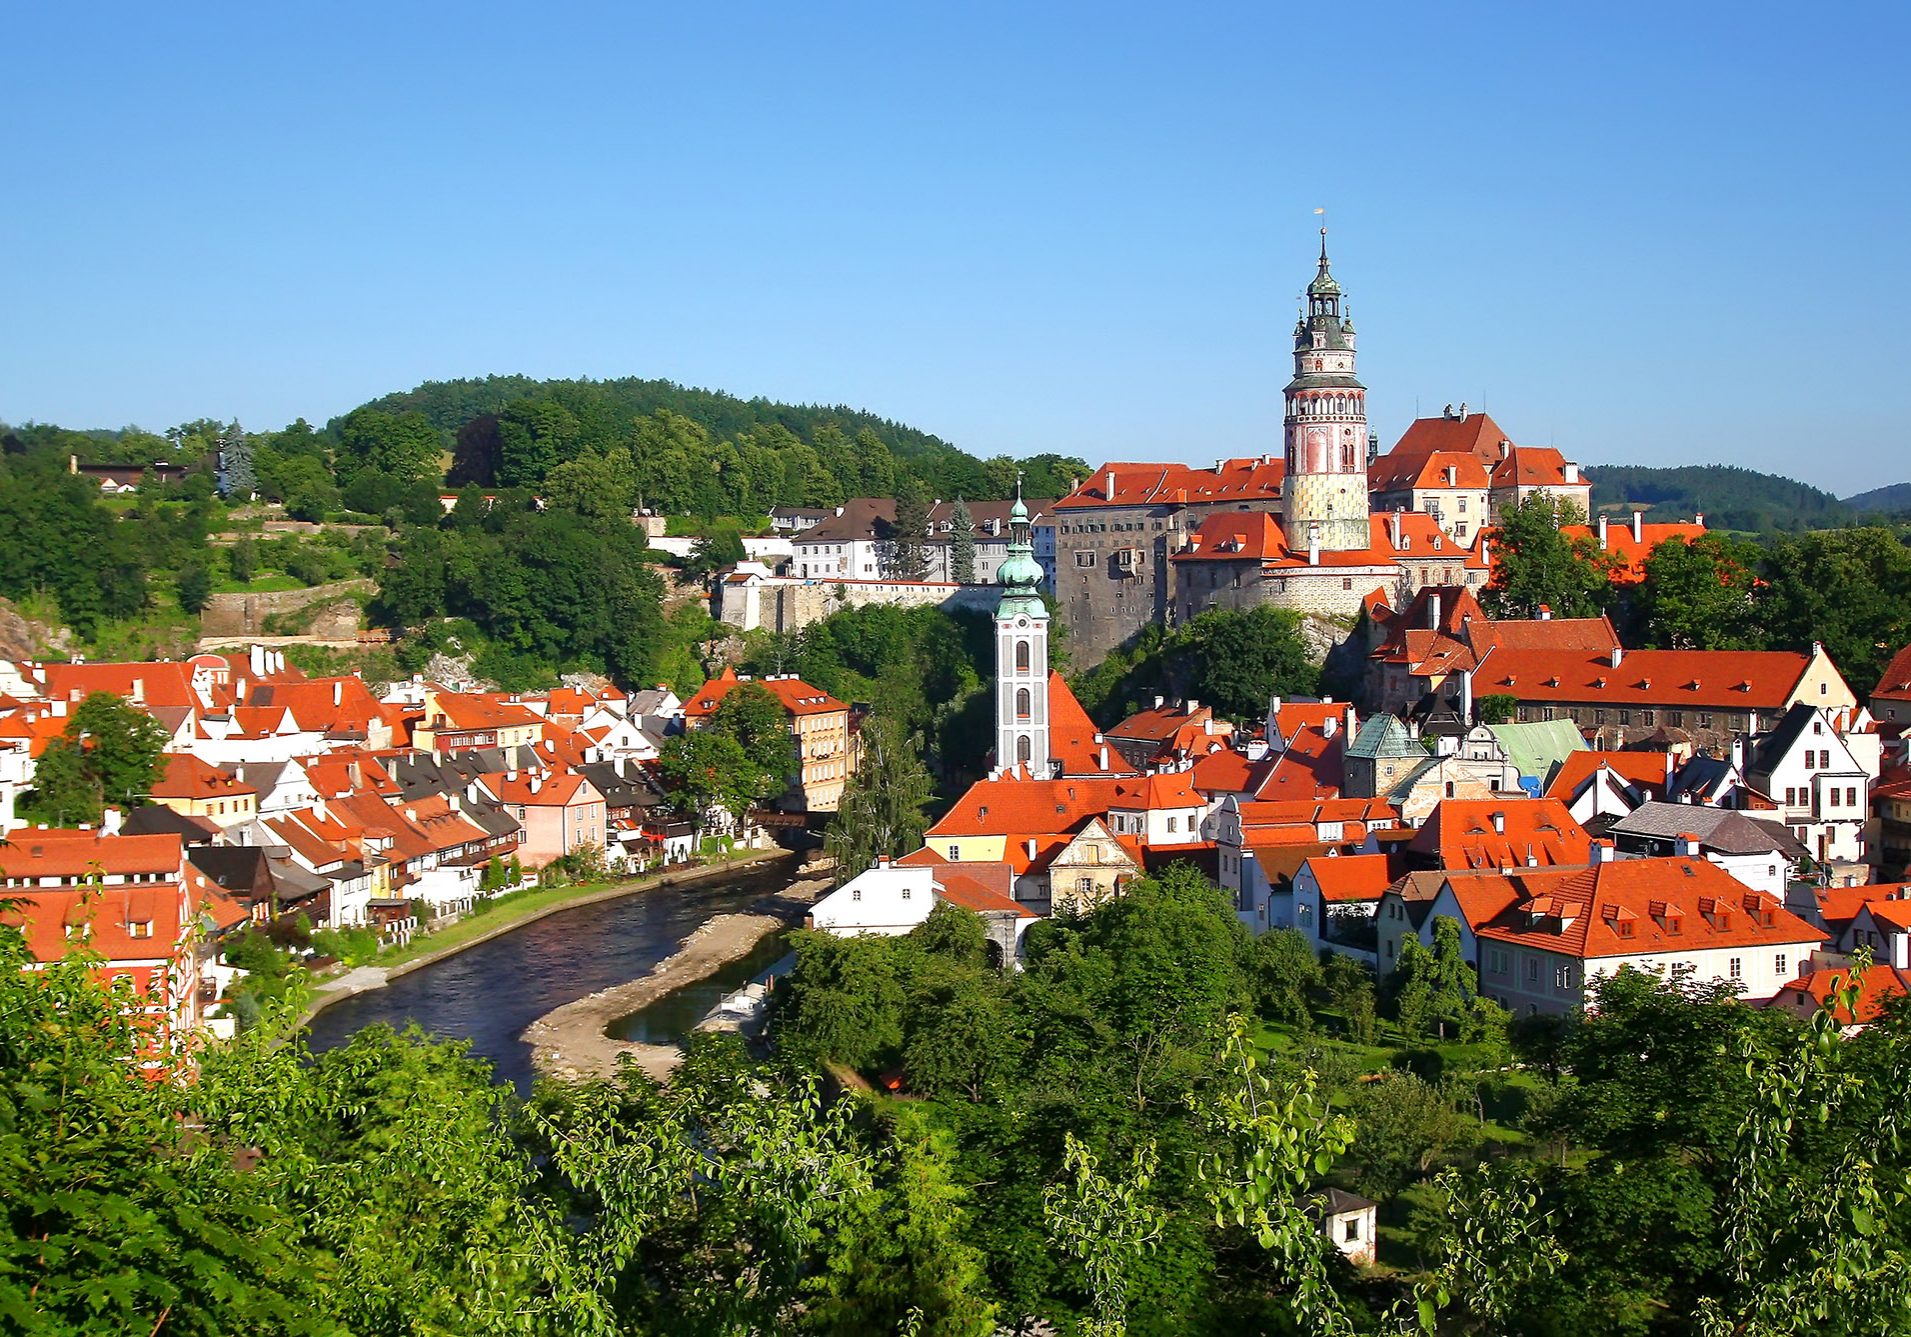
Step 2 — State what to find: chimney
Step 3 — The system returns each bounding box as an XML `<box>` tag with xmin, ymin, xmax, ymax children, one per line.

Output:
<box><xmin>875</xmin><ymin>854</ymin><xmax>890</xmax><ymax>869</ymax></box>
<box><xmin>1322</xmin><ymin>716</ymin><xmax>1337</xmax><ymax>739</ymax></box>
<box><xmin>1491</xmin><ymin>811</ymin><xmax>1506</xmax><ymax>834</ymax></box>
<box><xmin>506</xmin><ymin>769</ymin><xmax>518</xmax><ymax>782</ymax></box>
<box><xmin>1429</xmin><ymin>592</ymin><xmax>1442</xmax><ymax>630</ymax></box>
<box><xmin>1479</xmin><ymin>536</ymin><xmax>1491</xmax><ymax>568</ymax></box>
<box><xmin>1538</xmin><ymin>604</ymin><xmax>1552</xmax><ymax>621</ymax></box>
<box><xmin>1590</xmin><ymin>839</ymin><xmax>1612</xmax><ymax>865</ymax></box>
<box><xmin>1564</xmin><ymin>462</ymin><xmax>1579</xmax><ymax>483</ymax></box>
<box><xmin>1730</xmin><ymin>737</ymin><xmax>1747</xmax><ymax>770</ymax></box>
<box><xmin>101</xmin><ymin>807</ymin><xmax>122</xmax><ymax>837</ymax></box>
<box><xmin>1186</xmin><ymin>699</ymin><xmax>1199</xmax><ymax>712</ymax></box>
<box><xmin>1153</xmin><ymin>695</ymin><xmax>1165</xmax><ymax>709</ymax></box>
<box><xmin>1458</xmin><ymin>402</ymin><xmax>1468</xmax><ymax>420</ymax></box>
<box><xmin>1694</xmin><ymin>511</ymin><xmax>1705</xmax><ymax>529</ymax></box>
<box><xmin>1498</xmin><ymin>439</ymin><xmax>1511</xmax><ymax>461</ymax></box>
<box><xmin>1105</xmin><ymin>469</ymin><xmax>1116</xmax><ymax>497</ymax></box>
<box><xmin>130</xmin><ymin>677</ymin><xmax>144</xmax><ymax>704</ymax></box>
<box><xmin>1597</xmin><ymin>514</ymin><xmax>1609</xmax><ymax>549</ymax></box>
<box><xmin>1673</xmin><ymin>832</ymin><xmax>1700</xmax><ymax>858</ymax></box>
<box><xmin>1631</xmin><ymin>510</ymin><xmax>1643</xmax><ymax>544</ymax></box>
<box><xmin>1664</xmin><ymin>750</ymin><xmax>1676</xmax><ymax>791</ymax></box>
<box><xmin>1307</xmin><ymin>522</ymin><xmax>1321</xmax><ymax>567</ymax></box>
<box><xmin>1389</xmin><ymin>507</ymin><xmax>1403</xmax><ymax>549</ymax></box>
<box><xmin>1099</xmin><ymin>745</ymin><xmax>1109</xmax><ymax>770</ymax></box>
<box><xmin>1610</xmin><ymin>646</ymin><xmax>1624</xmax><ymax>668</ymax></box>
<box><xmin>1026</xmin><ymin>837</ymin><xmax>1037</xmax><ymax>861</ymax></box>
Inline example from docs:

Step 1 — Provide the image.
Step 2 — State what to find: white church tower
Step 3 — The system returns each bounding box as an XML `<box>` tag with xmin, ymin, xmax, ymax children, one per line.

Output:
<box><xmin>1282</xmin><ymin>228</ymin><xmax>1371</xmax><ymax>552</ymax></box>
<box><xmin>994</xmin><ymin>482</ymin><xmax>1050</xmax><ymax>776</ymax></box>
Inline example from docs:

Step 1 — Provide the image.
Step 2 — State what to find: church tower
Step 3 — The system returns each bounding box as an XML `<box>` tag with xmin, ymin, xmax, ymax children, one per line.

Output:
<box><xmin>994</xmin><ymin>482</ymin><xmax>1050</xmax><ymax>776</ymax></box>
<box><xmin>1282</xmin><ymin>229</ymin><xmax>1371</xmax><ymax>553</ymax></box>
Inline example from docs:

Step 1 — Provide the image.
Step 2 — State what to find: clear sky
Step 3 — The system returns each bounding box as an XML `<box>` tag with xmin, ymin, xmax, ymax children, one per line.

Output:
<box><xmin>4</xmin><ymin>3</ymin><xmax>1908</xmax><ymax>495</ymax></box>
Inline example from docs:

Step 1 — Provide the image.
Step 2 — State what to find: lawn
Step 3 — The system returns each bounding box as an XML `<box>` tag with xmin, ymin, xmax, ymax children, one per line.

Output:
<box><xmin>373</xmin><ymin>880</ymin><xmax>618</xmax><ymax>968</ymax></box>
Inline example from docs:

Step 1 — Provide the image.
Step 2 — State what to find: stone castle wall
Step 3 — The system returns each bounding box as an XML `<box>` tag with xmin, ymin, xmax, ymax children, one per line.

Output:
<box><xmin>717</xmin><ymin>579</ymin><xmax>1000</xmax><ymax>634</ymax></box>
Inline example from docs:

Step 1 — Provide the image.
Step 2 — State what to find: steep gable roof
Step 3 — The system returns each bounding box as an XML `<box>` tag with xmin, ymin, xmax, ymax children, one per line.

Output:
<box><xmin>1409</xmin><ymin>798</ymin><xmax>1591</xmax><ymax>870</ymax></box>
<box><xmin>1875</xmin><ymin>644</ymin><xmax>1911</xmax><ymax>705</ymax></box>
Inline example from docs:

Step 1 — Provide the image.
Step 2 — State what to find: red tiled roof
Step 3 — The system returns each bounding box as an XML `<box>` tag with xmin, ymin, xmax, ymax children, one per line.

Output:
<box><xmin>1370</xmin><ymin>449</ymin><xmax>1491</xmax><ymax>494</ymax></box>
<box><xmin>41</xmin><ymin>663</ymin><xmax>201</xmax><ymax>710</ymax></box>
<box><xmin>1108</xmin><ymin>703</ymin><xmax>1219</xmax><ymax>746</ymax></box>
<box><xmin>0</xmin><ymin>830</ymin><xmax>185</xmax><ymax>880</ymax></box>
<box><xmin>422</xmin><ymin>689</ymin><xmax>545</xmax><ymax>734</ymax></box>
<box><xmin>1307</xmin><ymin>853</ymin><xmax>1396</xmax><ymax>903</ymax></box>
<box><xmin>1045</xmin><ymin>672</ymin><xmax>1140</xmax><ymax>777</ymax></box>
<box><xmin>926</xmin><ymin>776</ymin><xmax>1121</xmax><ymax>839</ymax></box>
<box><xmin>933</xmin><ymin>865</ymin><xmax>1036</xmax><ymax>918</ymax></box>
<box><xmin>1775</xmin><ymin>963</ymin><xmax>1911</xmax><ymax>1025</ymax></box>
<box><xmin>1378</xmin><ymin>413</ymin><xmax>1516</xmax><ymax>465</ymax></box>
<box><xmin>1491</xmin><ymin>444</ymin><xmax>1582</xmax><ymax>491</ymax></box>
<box><xmin>479</xmin><ymin>770</ymin><xmax>598</xmax><ymax>807</ymax></box>
<box><xmin>1474</xmin><ymin>647</ymin><xmax>1817</xmax><ymax>710</ymax></box>
<box><xmin>1558</xmin><ymin>522</ymin><xmax>1708</xmax><ymax>583</ymax></box>
<box><xmin>1543</xmin><ymin>751</ymin><xmax>1671</xmax><ymax>801</ymax></box>
<box><xmin>151</xmin><ymin>753</ymin><xmax>255</xmax><ymax>801</ymax></box>
<box><xmin>1175</xmin><ymin>510</ymin><xmax>1487</xmax><ymax>572</ymax></box>
<box><xmin>684</xmin><ymin>667</ymin><xmax>847</xmax><ymax>720</ymax></box>
<box><xmin>1054</xmin><ymin>459</ymin><xmax>1286</xmax><ymax>511</ymax></box>
<box><xmin>1409</xmin><ymin>798</ymin><xmax>1591</xmax><ymax>870</ymax></box>
<box><xmin>1875</xmin><ymin>644</ymin><xmax>1911</xmax><ymax>704</ymax></box>
<box><xmin>1472</xmin><ymin>857</ymin><xmax>1824</xmax><ymax>960</ymax></box>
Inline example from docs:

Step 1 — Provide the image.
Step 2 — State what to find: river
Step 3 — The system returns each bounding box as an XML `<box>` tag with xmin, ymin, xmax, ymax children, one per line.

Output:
<box><xmin>304</xmin><ymin>864</ymin><xmax>793</xmax><ymax>1090</ymax></box>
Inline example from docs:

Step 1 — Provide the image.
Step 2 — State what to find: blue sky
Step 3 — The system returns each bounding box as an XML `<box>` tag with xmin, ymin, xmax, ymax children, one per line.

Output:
<box><xmin>3</xmin><ymin>3</ymin><xmax>1907</xmax><ymax>494</ymax></box>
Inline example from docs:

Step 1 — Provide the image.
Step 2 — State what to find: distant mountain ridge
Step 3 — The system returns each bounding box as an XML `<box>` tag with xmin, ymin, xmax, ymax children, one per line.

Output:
<box><xmin>1584</xmin><ymin>463</ymin><xmax>1850</xmax><ymax>533</ymax></box>
<box><xmin>1845</xmin><ymin>481</ymin><xmax>1911</xmax><ymax>515</ymax></box>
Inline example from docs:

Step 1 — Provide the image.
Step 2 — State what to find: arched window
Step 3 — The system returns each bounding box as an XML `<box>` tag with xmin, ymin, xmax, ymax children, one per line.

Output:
<box><xmin>1015</xmin><ymin>640</ymin><xmax>1031</xmax><ymax>673</ymax></box>
<box><xmin>1016</xmin><ymin>735</ymin><xmax>1032</xmax><ymax>763</ymax></box>
<box><xmin>1016</xmin><ymin>687</ymin><xmax>1032</xmax><ymax>719</ymax></box>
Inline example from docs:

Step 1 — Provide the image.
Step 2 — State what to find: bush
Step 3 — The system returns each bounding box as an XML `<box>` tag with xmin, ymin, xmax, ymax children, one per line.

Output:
<box><xmin>310</xmin><ymin>925</ymin><xmax>380</xmax><ymax>966</ymax></box>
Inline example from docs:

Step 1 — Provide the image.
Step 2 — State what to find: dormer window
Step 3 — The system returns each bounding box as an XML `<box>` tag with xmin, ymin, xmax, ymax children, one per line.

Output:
<box><xmin>129</xmin><ymin>920</ymin><xmax>154</xmax><ymax>940</ymax></box>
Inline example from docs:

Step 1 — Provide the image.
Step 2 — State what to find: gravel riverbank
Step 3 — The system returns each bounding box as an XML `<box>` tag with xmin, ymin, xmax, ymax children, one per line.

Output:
<box><xmin>522</xmin><ymin>876</ymin><xmax>830</xmax><ymax>1082</ymax></box>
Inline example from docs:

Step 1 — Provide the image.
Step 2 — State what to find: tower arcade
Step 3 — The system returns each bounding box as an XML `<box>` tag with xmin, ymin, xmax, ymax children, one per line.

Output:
<box><xmin>1282</xmin><ymin>229</ymin><xmax>1371</xmax><ymax>553</ymax></box>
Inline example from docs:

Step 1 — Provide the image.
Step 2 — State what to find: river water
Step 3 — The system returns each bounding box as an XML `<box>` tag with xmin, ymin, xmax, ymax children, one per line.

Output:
<box><xmin>304</xmin><ymin>864</ymin><xmax>792</xmax><ymax>1090</ymax></box>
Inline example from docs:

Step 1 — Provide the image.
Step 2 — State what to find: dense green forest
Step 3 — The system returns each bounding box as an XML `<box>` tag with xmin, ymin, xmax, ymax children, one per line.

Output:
<box><xmin>10</xmin><ymin>872</ymin><xmax>1910</xmax><ymax>1335</ymax></box>
<box><xmin>335</xmin><ymin>375</ymin><xmax>1088</xmax><ymax>513</ymax></box>
<box><xmin>1846</xmin><ymin>480</ymin><xmax>1911</xmax><ymax>516</ymax></box>
<box><xmin>1583</xmin><ymin>462</ymin><xmax>1850</xmax><ymax>532</ymax></box>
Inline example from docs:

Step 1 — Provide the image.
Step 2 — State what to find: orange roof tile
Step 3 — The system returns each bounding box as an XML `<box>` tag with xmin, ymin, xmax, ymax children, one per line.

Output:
<box><xmin>1409</xmin><ymin>798</ymin><xmax>1591</xmax><ymax>870</ymax></box>
<box><xmin>926</xmin><ymin>776</ymin><xmax>1122</xmax><ymax>839</ymax></box>
<box><xmin>1474</xmin><ymin>647</ymin><xmax>1816</xmax><ymax>710</ymax></box>
<box><xmin>1472</xmin><ymin>857</ymin><xmax>1823</xmax><ymax>960</ymax></box>
<box><xmin>1307</xmin><ymin>853</ymin><xmax>1396</xmax><ymax>903</ymax></box>
<box><xmin>1054</xmin><ymin>459</ymin><xmax>1286</xmax><ymax>511</ymax></box>
<box><xmin>1775</xmin><ymin>963</ymin><xmax>1911</xmax><ymax>1025</ymax></box>
<box><xmin>1543</xmin><ymin>751</ymin><xmax>1671</xmax><ymax>801</ymax></box>
<box><xmin>1874</xmin><ymin>644</ymin><xmax>1911</xmax><ymax>704</ymax></box>
<box><xmin>150</xmin><ymin>753</ymin><xmax>255</xmax><ymax>801</ymax></box>
<box><xmin>684</xmin><ymin>668</ymin><xmax>848</xmax><ymax>720</ymax></box>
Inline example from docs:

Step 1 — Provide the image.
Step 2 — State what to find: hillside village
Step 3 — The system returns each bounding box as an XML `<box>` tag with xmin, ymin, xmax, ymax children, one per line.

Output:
<box><xmin>7</xmin><ymin>237</ymin><xmax>1911</xmax><ymax>1330</ymax></box>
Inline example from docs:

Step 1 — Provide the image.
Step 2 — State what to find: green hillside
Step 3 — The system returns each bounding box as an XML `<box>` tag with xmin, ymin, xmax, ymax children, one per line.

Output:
<box><xmin>1846</xmin><ymin>481</ymin><xmax>1911</xmax><ymax>515</ymax></box>
<box><xmin>1584</xmin><ymin>462</ymin><xmax>1849</xmax><ymax>533</ymax></box>
<box><xmin>341</xmin><ymin>375</ymin><xmax>1086</xmax><ymax>507</ymax></box>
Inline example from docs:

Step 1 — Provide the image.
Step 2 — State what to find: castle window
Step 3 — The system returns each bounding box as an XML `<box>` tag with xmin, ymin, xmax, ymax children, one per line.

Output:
<box><xmin>1015</xmin><ymin>688</ymin><xmax>1031</xmax><ymax>719</ymax></box>
<box><xmin>1015</xmin><ymin>640</ymin><xmax>1031</xmax><ymax>673</ymax></box>
<box><xmin>1016</xmin><ymin>735</ymin><xmax>1032</xmax><ymax>764</ymax></box>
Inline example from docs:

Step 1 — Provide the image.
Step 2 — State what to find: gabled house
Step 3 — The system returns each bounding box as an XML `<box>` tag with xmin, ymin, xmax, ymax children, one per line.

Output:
<box><xmin>1405</xmin><ymin>798</ymin><xmax>1591</xmax><ymax>872</ymax></box>
<box><xmin>1745</xmin><ymin>703</ymin><xmax>1881</xmax><ymax>866</ymax></box>
<box><xmin>1465</xmin><ymin>852</ymin><xmax>1823</xmax><ymax>1016</ymax></box>
<box><xmin>1606</xmin><ymin>802</ymin><xmax>1809</xmax><ymax>900</ymax></box>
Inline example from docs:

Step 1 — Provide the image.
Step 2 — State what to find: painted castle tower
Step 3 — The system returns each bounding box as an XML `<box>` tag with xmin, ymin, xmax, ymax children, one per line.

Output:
<box><xmin>1282</xmin><ymin>229</ymin><xmax>1370</xmax><ymax>552</ymax></box>
<box><xmin>994</xmin><ymin>482</ymin><xmax>1051</xmax><ymax>775</ymax></box>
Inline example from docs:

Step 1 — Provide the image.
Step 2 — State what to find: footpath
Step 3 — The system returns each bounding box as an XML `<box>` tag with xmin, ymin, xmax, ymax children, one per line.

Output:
<box><xmin>298</xmin><ymin>848</ymin><xmax>796</xmax><ymax>1027</ymax></box>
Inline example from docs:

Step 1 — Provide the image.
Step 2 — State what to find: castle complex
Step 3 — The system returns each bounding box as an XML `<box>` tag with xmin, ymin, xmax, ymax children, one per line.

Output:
<box><xmin>1053</xmin><ymin>233</ymin><xmax>1601</xmax><ymax>663</ymax></box>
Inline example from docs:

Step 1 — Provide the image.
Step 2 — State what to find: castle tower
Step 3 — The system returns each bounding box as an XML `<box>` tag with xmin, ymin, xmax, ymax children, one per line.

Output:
<box><xmin>995</xmin><ymin>481</ymin><xmax>1050</xmax><ymax>776</ymax></box>
<box><xmin>1282</xmin><ymin>229</ymin><xmax>1371</xmax><ymax>552</ymax></box>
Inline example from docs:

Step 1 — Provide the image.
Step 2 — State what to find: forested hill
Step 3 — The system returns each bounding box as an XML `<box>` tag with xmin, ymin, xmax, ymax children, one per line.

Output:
<box><xmin>341</xmin><ymin>374</ymin><xmax>1087</xmax><ymax>508</ymax></box>
<box><xmin>1584</xmin><ymin>462</ymin><xmax>1849</xmax><ymax>533</ymax></box>
<box><xmin>1846</xmin><ymin>481</ymin><xmax>1911</xmax><ymax>516</ymax></box>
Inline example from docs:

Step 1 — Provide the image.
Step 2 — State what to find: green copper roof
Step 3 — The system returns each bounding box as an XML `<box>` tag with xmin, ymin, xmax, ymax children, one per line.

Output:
<box><xmin>1487</xmin><ymin>720</ymin><xmax>1586</xmax><ymax>783</ymax></box>
<box><xmin>1346</xmin><ymin>713</ymin><xmax>1421</xmax><ymax>760</ymax></box>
